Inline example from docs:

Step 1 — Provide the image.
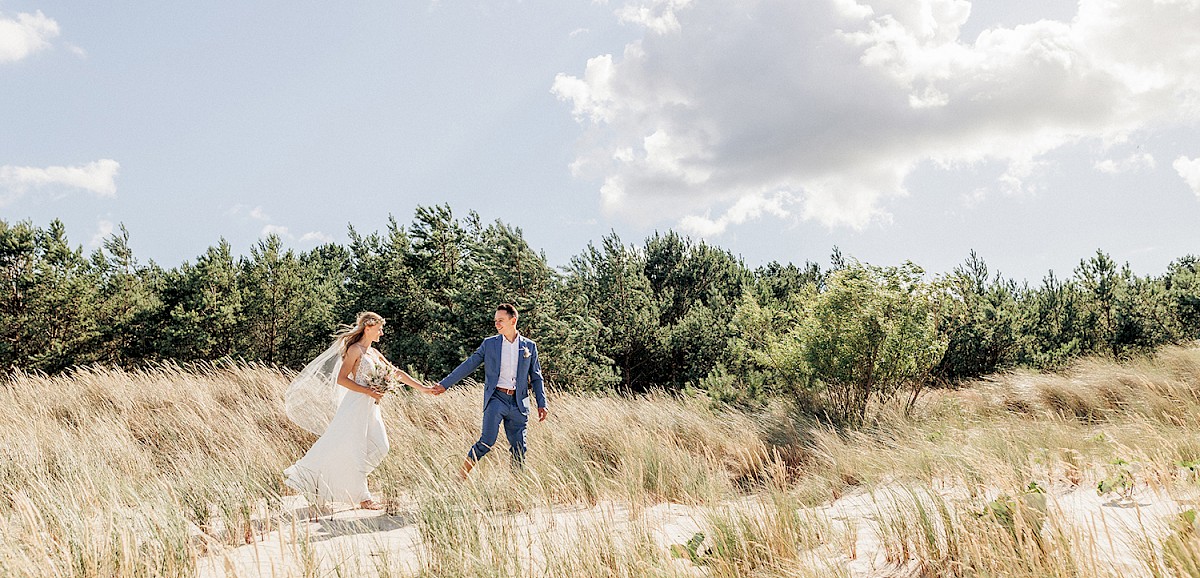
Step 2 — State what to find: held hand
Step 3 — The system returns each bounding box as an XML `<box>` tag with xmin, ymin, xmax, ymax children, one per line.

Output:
<box><xmin>538</xmin><ymin>407</ymin><xmax>548</xmax><ymax>422</ymax></box>
<box><xmin>430</xmin><ymin>384</ymin><xmax>447</xmax><ymax>395</ymax></box>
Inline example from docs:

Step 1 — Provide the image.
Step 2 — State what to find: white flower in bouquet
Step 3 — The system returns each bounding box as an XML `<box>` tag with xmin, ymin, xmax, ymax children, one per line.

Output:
<box><xmin>362</xmin><ymin>359</ymin><xmax>400</xmax><ymax>396</ymax></box>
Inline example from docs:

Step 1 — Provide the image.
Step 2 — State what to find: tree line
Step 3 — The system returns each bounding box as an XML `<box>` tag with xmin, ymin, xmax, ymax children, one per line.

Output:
<box><xmin>4</xmin><ymin>206</ymin><xmax>1198</xmax><ymax>425</ymax></box>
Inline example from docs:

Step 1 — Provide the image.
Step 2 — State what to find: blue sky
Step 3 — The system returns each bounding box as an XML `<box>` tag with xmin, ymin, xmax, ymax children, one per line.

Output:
<box><xmin>2</xmin><ymin>0</ymin><xmax>1198</xmax><ymax>284</ymax></box>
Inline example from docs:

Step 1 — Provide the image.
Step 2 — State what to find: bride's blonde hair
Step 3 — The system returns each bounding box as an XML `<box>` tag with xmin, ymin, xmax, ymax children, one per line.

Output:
<box><xmin>333</xmin><ymin>312</ymin><xmax>385</xmax><ymax>351</ymax></box>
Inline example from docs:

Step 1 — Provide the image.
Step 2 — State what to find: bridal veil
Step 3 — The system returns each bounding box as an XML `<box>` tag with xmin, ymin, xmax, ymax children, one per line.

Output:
<box><xmin>284</xmin><ymin>340</ymin><xmax>347</xmax><ymax>436</ymax></box>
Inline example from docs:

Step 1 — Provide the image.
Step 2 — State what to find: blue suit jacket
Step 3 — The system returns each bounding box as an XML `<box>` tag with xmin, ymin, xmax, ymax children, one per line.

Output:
<box><xmin>439</xmin><ymin>334</ymin><xmax>546</xmax><ymax>416</ymax></box>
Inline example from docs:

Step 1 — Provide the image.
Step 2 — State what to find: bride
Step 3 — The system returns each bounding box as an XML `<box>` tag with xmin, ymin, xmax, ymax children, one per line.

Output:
<box><xmin>283</xmin><ymin>312</ymin><xmax>434</xmax><ymax>510</ymax></box>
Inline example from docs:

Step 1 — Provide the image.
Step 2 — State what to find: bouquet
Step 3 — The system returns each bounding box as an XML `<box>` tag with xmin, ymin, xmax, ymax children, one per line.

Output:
<box><xmin>362</xmin><ymin>358</ymin><xmax>401</xmax><ymax>397</ymax></box>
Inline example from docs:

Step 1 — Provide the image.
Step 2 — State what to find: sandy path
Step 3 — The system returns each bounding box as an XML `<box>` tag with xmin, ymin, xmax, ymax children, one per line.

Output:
<box><xmin>197</xmin><ymin>496</ymin><xmax>709</xmax><ymax>577</ymax></box>
<box><xmin>197</xmin><ymin>482</ymin><xmax>1198</xmax><ymax>577</ymax></box>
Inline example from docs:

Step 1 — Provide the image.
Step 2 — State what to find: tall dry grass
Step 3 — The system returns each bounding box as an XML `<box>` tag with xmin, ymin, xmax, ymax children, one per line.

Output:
<box><xmin>0</xmin><ymin>359</ymin><xmax>800</xmax><ymax>577</ymax></box>
<box><xmin>807</xmin><ymin>346</ymin><xmax>1200</xmax><ymax>577</ymax></box>
<box><xmin>1</xmin><ymin>346</ymin><xmax>1198</xmax><ymax>576</ymax></box>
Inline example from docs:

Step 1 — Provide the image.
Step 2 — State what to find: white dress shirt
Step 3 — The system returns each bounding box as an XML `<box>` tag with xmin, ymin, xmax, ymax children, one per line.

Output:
<box><xmin>498</xmin><ymin>333</ymin><xmax>520</xmax><ymax>390</ymax></box>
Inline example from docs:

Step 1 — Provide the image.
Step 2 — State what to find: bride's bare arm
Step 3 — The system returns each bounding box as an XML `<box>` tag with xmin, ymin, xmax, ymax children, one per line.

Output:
<box><xmin>337</xmin><ymin>345</ymin><xmax>383</xmax><ymax>400</ymax></box>
<box><xmin>376</xmin><ymin>351</ymin><xmax>436</xmax><ymax>394</ymax></box>
<box><xmin>395</xmin><ymin>368</ymin><xmax>438</xmax><ymax>394</ymax></box>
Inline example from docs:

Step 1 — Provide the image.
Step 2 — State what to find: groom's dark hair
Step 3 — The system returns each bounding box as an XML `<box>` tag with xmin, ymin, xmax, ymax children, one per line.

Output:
<box><xmin>497</xmin><ymin>303</ymin><xmax>518</xmax><ymax>319</ymax></box>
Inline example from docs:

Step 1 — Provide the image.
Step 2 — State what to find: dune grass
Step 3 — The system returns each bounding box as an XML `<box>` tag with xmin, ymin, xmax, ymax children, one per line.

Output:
<box><xmin>1</xmin><ymin>347</ymin><xmax>1199</xmax><ymax>576</ymax></box>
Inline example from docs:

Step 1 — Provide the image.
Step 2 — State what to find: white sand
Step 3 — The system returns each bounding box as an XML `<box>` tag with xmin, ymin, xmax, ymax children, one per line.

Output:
<box><xmin>819</xmin><ymin>482</ymin><xmax>1198</xmax><ymax>577</ymax></box>
<box><xmin>197</xmin><ymin>481</ymin><xmax>1199</xmax><ymax>577</ymax></box>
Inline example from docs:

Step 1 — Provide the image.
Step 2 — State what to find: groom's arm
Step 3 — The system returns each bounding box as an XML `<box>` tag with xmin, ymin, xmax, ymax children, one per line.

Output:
<box><xmin>438</xmin><ymin>341</ymin><xmax>486</xmax><ymax>390</ymax></box>
<box><xmin>529</xmin><ymin>343</ymin><xmax>547</xmax><ymax>421</ymax></box>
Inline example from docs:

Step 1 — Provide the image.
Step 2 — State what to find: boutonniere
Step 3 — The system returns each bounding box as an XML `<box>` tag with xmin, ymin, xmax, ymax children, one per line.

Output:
<box><xmin>521</xmin><ymin>346</ymin><xmax>531</xmax><ymax>359</ymax></box>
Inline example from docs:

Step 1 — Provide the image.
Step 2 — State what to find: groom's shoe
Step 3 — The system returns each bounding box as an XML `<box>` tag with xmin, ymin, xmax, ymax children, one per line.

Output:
<box><xmin>458</xmin><ymin>459</ymin><xmax>475</xmax><ymax>480</ymax></box>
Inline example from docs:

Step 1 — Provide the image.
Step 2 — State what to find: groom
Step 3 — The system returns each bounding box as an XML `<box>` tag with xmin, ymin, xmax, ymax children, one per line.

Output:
<box><xmin>432</xmin><ymin>303</ymin><xmax>547</xmax><ymax>479</ymax></box>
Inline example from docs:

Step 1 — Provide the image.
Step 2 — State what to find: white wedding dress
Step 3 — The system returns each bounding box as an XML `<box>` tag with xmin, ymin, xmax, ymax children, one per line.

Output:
<box><xmin>284</xmin><ymin>348</ymin><xmax>390</xmax><ymax>506</ymax></box>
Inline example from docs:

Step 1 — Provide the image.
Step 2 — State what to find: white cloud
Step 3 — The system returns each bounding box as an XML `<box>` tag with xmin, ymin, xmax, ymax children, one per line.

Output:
<box><xmin>89</xmin><ymin>220</ymin><xmax>114</xmax><ymax>248</ymax></box>
<box><xmin>299</xmin><ymin>231</ymin><xmax>333</xmax><ymax>243</ymax></box>
<box><xmin>227</xmin><ymin>204</ymin><xmax>272</xmax><ymax>221</ymax></box>
<box><xmin>555</xmin><ymin>0</ymin><xmax>1200</xmax><ymax>232</ymax></box>
<box><xmin>1174</xmin><ymin>156</ymin><xmax>1200</xmax><ymax>197</ymax></box>
<box><xmin>249</xmin><ymin>206</ymin><xmax>271</xmax><ymax>221</ymax></box>
<box><xmin>0</xmin><ymin>159</ymin><xmax>120</xmax><ymax>206</ymax></box>
<box><xmin>831</xmin><ymin>0</ymin><xmax>873</xmax><ymax>20</ymax></box>
<box><xmin>552</xmin><ymin>54</ymin><xmax>617</xmax><ymax>124</ymax></box>
<box><xmin>998</xmin><ymin>158</ymin><xmax>1049</xmax><ymax>197</ymax></box>
<box><xmin>260</xmin><ymin>224</ymin><xmax>291</xmax><ymax>239</ymax></box>
<box><xmin>1094</xmin><ymin>152</ymin><xmax>1156</xmax><ymax>174</ymax></box>
<box><xmin>615</xmin><ymin>0</ymin><xmax>693</xmax><ymax>34</ymax></box>
<box><xmin>679</xmin><ymin>191</ymin><xmax>795</xmax><ymax>237</ymax></box>
<box><xmin>259</xmin><ymin>226</ymin><xmax>331</xmax><ymax>244</ymax></box>
<box><xmin>240</xmin><ymin>207</ymin><xmax>328</xmax><ymax>244</ymax></box>
<box><xmin>961</xmin><ymin>186</ymin><xmax>988</xmax><ymax>207</ymax></box>
<box><xmin>0</xmin><ymin>10</ymin><xmax>60</xmax><ymax>63</ymax></box>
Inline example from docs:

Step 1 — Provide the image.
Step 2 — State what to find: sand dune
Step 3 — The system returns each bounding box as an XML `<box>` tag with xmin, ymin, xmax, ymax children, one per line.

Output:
<box><xmin>198</xmin><ymin>479</ymin><xmax>1199</xmax><ymax>577</ymax></box>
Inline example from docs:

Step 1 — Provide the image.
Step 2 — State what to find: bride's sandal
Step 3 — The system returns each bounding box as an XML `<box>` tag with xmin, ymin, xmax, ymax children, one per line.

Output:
<box><xmin>359</xmin><ymin>499</ymin><xmax>385</xmax><ymax>511</ymax></box>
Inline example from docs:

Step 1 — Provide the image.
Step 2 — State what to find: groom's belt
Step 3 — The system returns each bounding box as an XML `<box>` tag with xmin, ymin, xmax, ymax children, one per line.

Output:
<box><xmin>495</xmin><ymin>386</ymin><xmax>516</xmax><ymax>395</ymax></box>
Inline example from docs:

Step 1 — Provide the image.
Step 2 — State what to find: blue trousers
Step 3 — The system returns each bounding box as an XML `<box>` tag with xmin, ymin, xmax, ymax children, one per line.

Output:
<box><xmin>467</xmin><ymin>389</ymin><xmax>528</xmax><ymax>465</ymax></box>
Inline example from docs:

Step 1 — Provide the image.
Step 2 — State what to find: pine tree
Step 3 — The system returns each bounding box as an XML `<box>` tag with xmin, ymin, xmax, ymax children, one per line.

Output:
<box><xmin>0</xmin><ymin>220</ymin><xmax>38</xmax><ymax>368</ymax></box>
<box><xmin>566</xmin><ymin>233</ymin><xmax>659</xmax><ymax>391</ymax></box>
<box><xmin>241</xmin><ymin>234</ymin><xmax>315</xmax><ymax>366</ymax></box>
<box><xmin>87</xmin><ymin>224</ymin><xmax>163</xmax><ymax>365</ymax></box>
<box><xmin>159</xmin><ymin>239</ymin><xmax>245</xmax><ymax>360</ymax></box>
